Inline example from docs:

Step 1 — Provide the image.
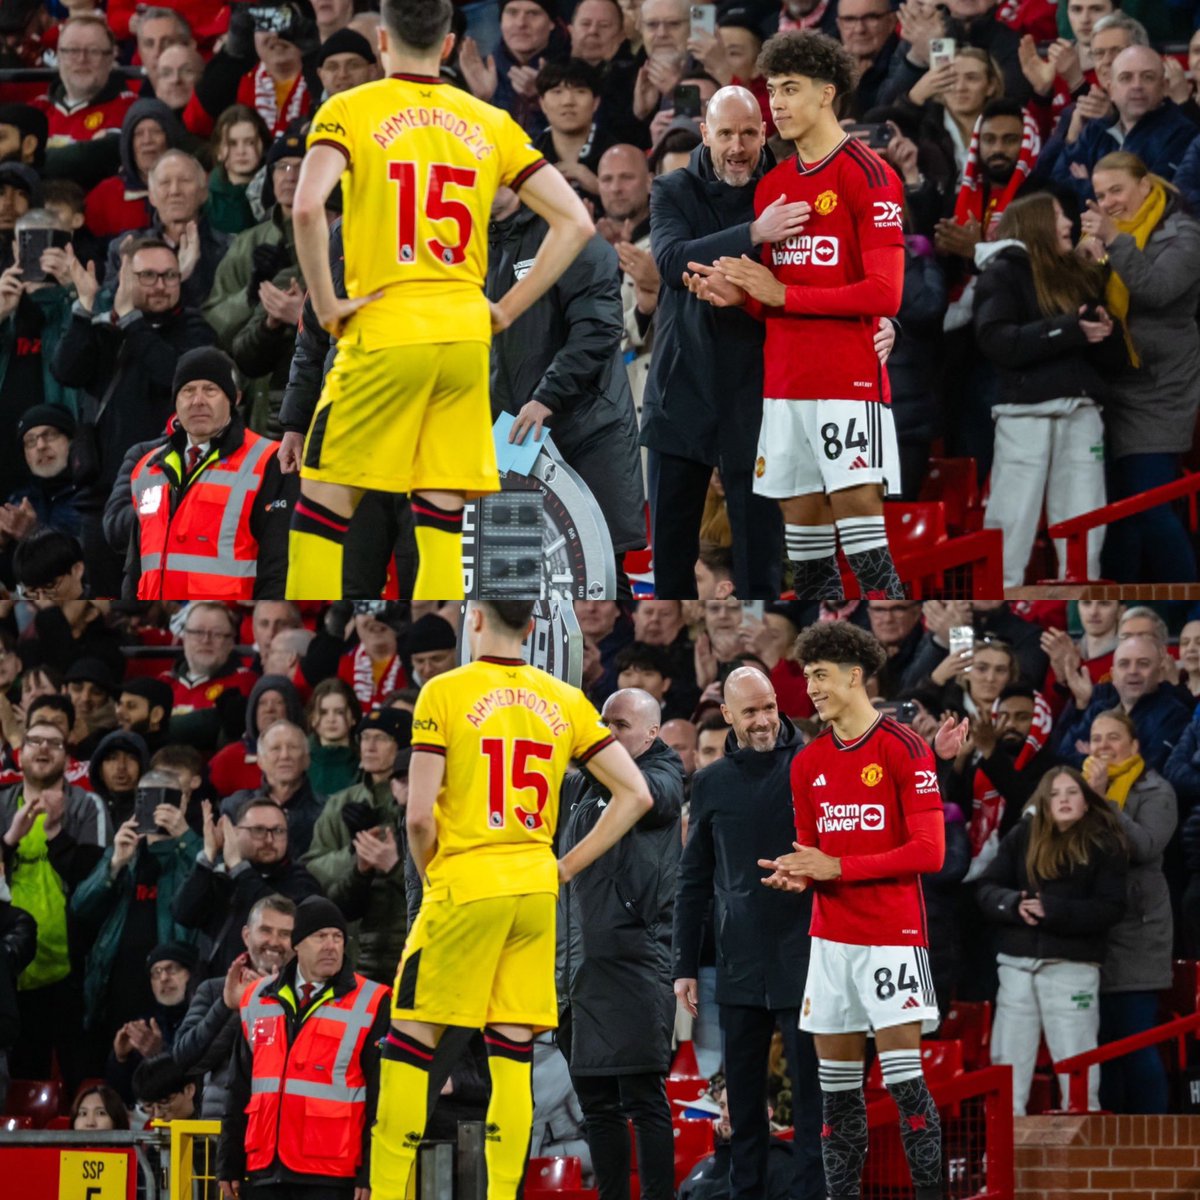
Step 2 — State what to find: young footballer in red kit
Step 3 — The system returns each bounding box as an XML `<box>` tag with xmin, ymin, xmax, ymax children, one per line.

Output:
<box><xmin>687</xmin><ymin>31</ymin><xmax>906</xmax><ymax>602</ymax></box>
<box><xmin>760</xmin><ymin>622</ymin><xmax>967</xmax><ymax>1200</ymax></box>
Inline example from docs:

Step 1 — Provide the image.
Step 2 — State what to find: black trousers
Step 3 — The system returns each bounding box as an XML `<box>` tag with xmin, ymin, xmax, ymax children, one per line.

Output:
<box><xmin>571</xmin><ymin>1071</ymin><xmax>675</xmax><ymax>1200</ymax></box>
<box><xmin>9</xmin><ymin>976</ymin><xmax>99</xmax><ymax>1095</ymax></box>
<box><xmin>720</xmin><ymin>1004</ymin><xmax>825</xmax><ymax>1200</ymax></box>
<box><xmin>647</xmin><ymin>449</ymin><xmax>783</xmax><ymax>599</ymax></box>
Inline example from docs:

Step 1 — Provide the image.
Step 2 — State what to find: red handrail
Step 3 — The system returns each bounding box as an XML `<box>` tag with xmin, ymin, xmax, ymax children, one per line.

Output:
<box><xmin>1047</xmin><ymin>470</ymin><xmax>1200</xmax><ymax>582</ymax></box>
<box><xmin>1053</xmin><ymin>1009</ymin><xmax>1200</xmax><ymax>1113</ymax></box>
<box><xmin>838</xmin><ymin>529</ymin><xmax>1005</xmax><ymax>599</ymax></box>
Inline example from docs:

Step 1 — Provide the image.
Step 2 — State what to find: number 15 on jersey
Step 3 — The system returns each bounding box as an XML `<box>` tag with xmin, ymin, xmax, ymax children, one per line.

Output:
<box><xmin>389</xmin><ymin>160</ymin><xmax>478</xmax><ymax>266</ymax></box>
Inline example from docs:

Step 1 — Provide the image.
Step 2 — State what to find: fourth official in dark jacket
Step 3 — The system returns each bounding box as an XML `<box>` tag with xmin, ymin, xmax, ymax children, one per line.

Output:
<box><xmin>559</xmin><ymin>688</ymin><xmax>683</xmax><ymax>1200</ymax></box>
<box><xmin>673</xmin><ymin>667</ymin><xmax>824</xmax><ymax>1200</ymax></box>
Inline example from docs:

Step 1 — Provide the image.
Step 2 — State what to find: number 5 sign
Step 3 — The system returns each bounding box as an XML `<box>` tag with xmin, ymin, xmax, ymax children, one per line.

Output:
<box><xmin>58</xmin><ymin>1151</ymin><xmax>128</xmax><ymax>1200</ymax></box>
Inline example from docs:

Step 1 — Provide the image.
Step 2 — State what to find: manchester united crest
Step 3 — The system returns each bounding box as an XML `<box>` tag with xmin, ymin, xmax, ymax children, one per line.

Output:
<box><xmin>815</xmin><ymin>190</ymin><xmax>838</xmax><ymax>216</ymax></box>
<box><xmin>755</xmin><ymin>456</ymin><xmax>766</xmax><ymax>478</ymax></box>
<box><xmin>861</xmin><ymin>762</ymin><xmax>883</xmax><ymax>787</ymax></box>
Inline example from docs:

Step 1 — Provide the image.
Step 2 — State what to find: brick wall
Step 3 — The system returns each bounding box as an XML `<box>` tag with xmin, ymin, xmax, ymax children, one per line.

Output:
<box><xmin>1014</xmin><ymin>1115</ymin><xmax>1200</xmax><ymax>1199</ymax></box>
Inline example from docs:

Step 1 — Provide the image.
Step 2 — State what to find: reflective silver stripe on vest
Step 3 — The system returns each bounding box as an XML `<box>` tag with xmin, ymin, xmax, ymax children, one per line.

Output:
<box><xmin>133</xmin><ymin>435</ymin><xmax>275</xmax><ymax>581</ymax></box>
<box><xmin>280</xmin><ymin>1078</ymin><xmax>366</xmax><ymax>1103</ymax></box>
<box><xmin>241</xmin><ymin>977</ymin><xmax>387</xmax><ymax>1104</ymax></box>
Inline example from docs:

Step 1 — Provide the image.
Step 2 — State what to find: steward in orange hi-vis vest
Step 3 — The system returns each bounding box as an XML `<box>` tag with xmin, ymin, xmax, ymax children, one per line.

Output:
<box><xmin>219</xmin><ymin>956</ymin><xmax>390</xmax><ymax>1190</ymax></box>
<box><xmin>126</xmin><ymin>413</ymin><xmax>294</xmax><ymax>600</ymax></box>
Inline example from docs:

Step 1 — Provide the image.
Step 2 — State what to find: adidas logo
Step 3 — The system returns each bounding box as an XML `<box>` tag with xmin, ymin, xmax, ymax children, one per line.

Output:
<box><xmin>848</xmin><ymin>455</ymin><xmax>868</xmax><ymax>470</ymax></box>
<box><xmin>813</xmin><ymin>774</ymin><xmax>827</xmax><ymax>786</ymax></box>
<box><xmin>902</xmin><ymin>996</ymin><xmax>920</xmax><ymax>1010</ymax></box>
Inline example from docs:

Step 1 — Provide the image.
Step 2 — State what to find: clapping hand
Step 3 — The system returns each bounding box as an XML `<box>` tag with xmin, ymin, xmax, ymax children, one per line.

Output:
<box><xmin>714</xmin><ymin>255</ymin><xmax>786</xmax><ymax>306</ymax></box>
<box><xmin>683</xmin><ymin>261</ymin><xmax>746</xmax><ymax>307</ymax></box>
<box><xmin>1080</xmin><ymin>200</ymin><xmax>1118</xmax><ymax>247</ymax></box>
<box><xmin>933</xmin><ymin>713</ymin><xmax>970</xmax><ymax>760</ymax></box>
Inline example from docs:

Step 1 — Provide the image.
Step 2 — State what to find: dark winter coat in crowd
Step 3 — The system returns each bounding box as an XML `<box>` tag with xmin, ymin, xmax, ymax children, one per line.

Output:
<box><xmin>88</xmin><ymin>728</ymin><xmax>150</xmax><ymax>829</ymax></box>
<box><xmin>1098</xmin><ymin>199</ymin><xmax>1200</xmax><ymax>460</ymax></box>
<box><xmin>922</xmin><ymin>802</ymin><xmax>971</xmax><ymax>1011</ymax></box>
<box><xmin>1163</xmin><ymin>709</ymin><xmax>1200</xmax><ymax>812</ymax></box>
<box><xmin>104</xmin><ymin>989</ymin><xmax>193</xmax><ymax>1103</ymax></box>
<box><xmin>901</xmin><ymin>605</ymin><xmax>1050</xmax><ymax>696</ymax></box>
<box><xmin>943</xmin><ymin>736</ymin><xmax>1057</xmax><ymax>837</ymax></box>
<box><xmin>875</xmin><ymin>622</ymin><xmax>931</xmax><ymax>701</ymax></box>
<box><xmin>171</xmin><ymin>852</ymin><xmax>322</xmax><ymax>974</ymax></box>
<box><xmin>976</xmin><ymin>816</ymin><xmax>1127</xmax><ymax>963</ymax></box>
<box><xmin>19</xmin><ymin>603</ymin><xmax>127</xmax><ymax>682</ymax></box>
<box><xmin>679</xmin><ymin>1139</ymin><xmax>794</xmax><ymax>1200</ymax></box>
<box><xmin>1103</xmin><ymin>769</ymin><xmax>1176</xmax><ymax>993</ymax></box>
<box><xmin>4</xmin><ymin>465</ymin><xmax>89</xmax><ymax>546</ymax></box>
<box><xmin>49</xmin><ymin>299</ymin><xmax>217</xmax><ymax>500</ymax></box>
<box><xmin>558</xmin><ymin>738</ymin><xmax>683</xmax><ymax>1075</ymax></box>
<box><xmin>641</xmin><ymin>141</ymin><xmax>774</xmax><ymax>476</ymax></box>
<box><xmin>673</xmin><ymin>719</ymin><xmax>812</xmax><ymax>1009</ymax></box>
<box><xmin>888</xmin><ymin>243</ymin><xmax>947</xmax><ymax>461</ymax></box>
<box><xmin>491</xmin><ymin>24</ymin><xmax>570</xmax><ymax>138</ymax></box>
<box><xmin>487</xmin><ymin>208</ymin><xmax>645</xmax><ymax>554</ymax></box>
<box><xmin>1053</xmin><ymin>100</ymin><xmax>1198</xmax><ymax>205</ymax></box>
<box><xmin>303</xmin><ymin>773</ymin><xmax>411</xmax><ymax>985</ymax></box>
<box><xmin>174</xmin><ymin>975</ymin><xmax>242</xmax><ymax>1119</ymax></box>
<box><xmin>0</xmin><ymin>900</ymin><xmax>37</xmax><ymax>1048</ymax></box>
<box><xmin>973</xmin><ymin>243</ymin><xmax>1121</xmax><ymax>407</ymax></box>
<box><xmin>1054</xmin><ymin>683</ymin><xmax>1192</xmax><ymax>773</ymax></box>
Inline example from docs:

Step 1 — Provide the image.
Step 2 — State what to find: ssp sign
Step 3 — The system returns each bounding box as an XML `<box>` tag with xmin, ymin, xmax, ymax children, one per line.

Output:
<box><xmin>58</xmin><ymin>1151</ymin><xmax>128</xmax><ymax>1199</ymax></box>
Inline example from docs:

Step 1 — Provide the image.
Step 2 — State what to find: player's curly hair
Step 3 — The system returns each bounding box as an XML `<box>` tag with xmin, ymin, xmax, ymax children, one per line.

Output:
<box><xmin>757</xmin><ymin>30</ymin><xmax>856</xmax><ymax>100</ymax></box>
<box><xmin>793</xmin><ymin>621</ymin><xmax>887</xmax><ymax>678</ymax></box>
<box><xmin>383</xmin><ymin>0</ymin><xmax>453</xmax><ymax>51</ymax></box>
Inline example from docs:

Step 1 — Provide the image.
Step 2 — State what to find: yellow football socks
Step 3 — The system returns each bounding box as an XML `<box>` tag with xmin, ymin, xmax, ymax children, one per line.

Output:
<box><xmin>372</xmin><ymin>1031</ymin><xmax>433</xmax><ymax>1200</ymax></box>
<box><xmin>411</xmin><ymin>497</ymin><xmax>465</xmax><ymax>600</ymax></box>
<box><xmin>286</xmin><ymin>497</ymin><xmax>351</xmax><ymax>599</ymax></box>
<box><xmin>482</xmin><ymin>1029</ymin><xmax>535</xmax><ymax>1199</ymax></box>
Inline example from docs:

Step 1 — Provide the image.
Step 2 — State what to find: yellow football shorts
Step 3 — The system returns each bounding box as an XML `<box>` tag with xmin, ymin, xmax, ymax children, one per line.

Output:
<box><xmin>300</xmin><ymin>337</ymin><xmax>501</xmax><ymax>496</ymax></box>
<box><xmin>391</xmin><ymin>889</ymin><xmax>558</xmax><ymax>1029</ymax></box>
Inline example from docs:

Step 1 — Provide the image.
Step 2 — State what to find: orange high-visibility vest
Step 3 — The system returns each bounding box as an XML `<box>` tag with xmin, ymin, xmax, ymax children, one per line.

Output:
<box><xmin>239</xmin><ymin>972</ymin><xmax>389</xmax><ymax>1177</ymax></box>
<box><xmin>130</xmin><ymin>431</ymin><xmax>278</xmax><ymax>601</ymax></box>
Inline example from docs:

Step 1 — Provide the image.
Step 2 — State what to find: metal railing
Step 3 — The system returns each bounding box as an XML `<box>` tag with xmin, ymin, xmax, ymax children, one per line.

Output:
<box><xmin>1054</xmin><ymin>1009</ymin><xmax>1200</xmax><ymax>1115</ymax></box>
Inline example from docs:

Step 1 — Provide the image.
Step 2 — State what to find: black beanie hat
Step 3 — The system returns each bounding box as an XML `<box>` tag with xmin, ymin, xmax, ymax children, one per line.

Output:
<box><xmin>17</xmin><ymin>403</ymin><xmax>76</xmax><ymax>440</ymax></box>
<box><xmin>172</xmin><ymin>347</ymin><xmax>238</xmax><ymax>406</ymax></box>
<box><xmin>146</xmin><ymin>941</ymin><xmax>199</xmax><ymax>974</ymax></box>
<box><xmin>121</xmin><ymin>675</ymin><xmax>175</xmax><ymax>720</ymax></box>
<box><xmin>291</xmin><ymin>896</ymin><xmax>348</xmax><ymax>947</ymax></box>
<box><xmin>500</xmin><ymin>0</ymin><xmax>557</xmax><ymax>17</ymax></box>
<box><xmin>356</xmin><ymin>706</ymin><xmax>413</xmax><ymax>746</ymax></box>
<box><xmin>407</xmin><ymin>613</ymin><xmax>457</xmax><ymax>655</ymax></box>
<box><xmin>316</xmin><ymin>27</ymin><xmax>376</xmax><ymax>67</ymax></box>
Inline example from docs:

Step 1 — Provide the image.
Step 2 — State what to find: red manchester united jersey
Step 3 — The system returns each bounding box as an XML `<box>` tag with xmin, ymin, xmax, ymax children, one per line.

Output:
<box><xmin>791</xmin><ymin>715</ymin><xmax>942</xmax><ymax>947</ymax></box>
<box><xmin>754</xmin><ymin>138</ymin><xmax>904</xmax><ymax>402</ymax></box>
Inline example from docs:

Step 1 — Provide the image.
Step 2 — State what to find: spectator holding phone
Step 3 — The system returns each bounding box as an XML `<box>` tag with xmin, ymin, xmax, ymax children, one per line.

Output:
<box><xmin>973</xmin><ymin>191</ymin><xmax>1119</xmax><ymax>587</ymax></box>
<box><xmin>977</xmin><ymin>766</ymin><xmax>1127</xmax><ymax>1114</ymax></box>
<box><xmin>71</xmin><ymin>765</ymin><xmax>199</xmax><ymax>1052</ymax></box>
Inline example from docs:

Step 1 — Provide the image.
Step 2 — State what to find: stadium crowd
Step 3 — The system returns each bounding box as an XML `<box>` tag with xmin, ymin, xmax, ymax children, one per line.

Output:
<box><xmin>0</xmin><ymin>596</ymin><xmax>1198</xmax><ymax>1196</ymax></box>
<box><xmin>4</xmin><ymin>0</ymin><xmax>1200</xmax><ymax>599</ymax></box>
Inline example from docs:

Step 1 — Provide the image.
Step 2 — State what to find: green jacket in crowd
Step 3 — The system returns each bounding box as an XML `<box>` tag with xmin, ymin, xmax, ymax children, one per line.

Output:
<box><xmin>71</xmin><ymin>830</ymin><xmax>202</xmax><ymax>1031</ymax></box>
<box><xmin>303</xmin><ymin>773</ymin><xmax>409</xmax><ymax>985</ymax></box>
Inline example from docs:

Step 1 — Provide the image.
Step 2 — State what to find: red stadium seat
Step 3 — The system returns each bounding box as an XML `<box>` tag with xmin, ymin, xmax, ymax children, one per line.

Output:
<box><xmin>4</xmin><ymin>1080</ymin><xmax>61</xmax><ymax>1127</ymax></box>
<box><xmin>672</xmin><ymin>1118</ymin><xmax>714</xmax><ymax>1188</ymax></box>
<box><xmin>919</xmin><ymin>458</ymin><xmax>981</xmax><ymax>533</ymax></box>
<box><xmin>526</xmin><ymin>1157</ymin><xmax>584</xmax><ymax>1192</ymax></box>
<box><xmin>45</xmin><ymin>1116</ymin><xmax>71</xmax><ymax>1131</ymax></box>
<box><xmin>939</xmin><ymin>1002</ymin><xmax>992</xmax><ymax>1069</ymax></box>
<box><xmin>670</xmin><ymin>1040</ymin><xmax>703</xmax><ymax>1079</ymax></box>
<box><xmin>666</xmin><ymin>1076</ymin><xmax>710</xmax><ymax>1108</ymax></box>
<box><xmin>0</xmin><ymin>1115</ymin><xmax>33</xmax><ymax>1131</ymax></box>
<box><xmin>883</xmin><ymin>502</ymin><xmax>948</xmax><ymax>553</ymax></box>
<box><xmin>920</xmin><ymin>1039</ymin><xmax>964</xmax><ymax>1082</ymax></box>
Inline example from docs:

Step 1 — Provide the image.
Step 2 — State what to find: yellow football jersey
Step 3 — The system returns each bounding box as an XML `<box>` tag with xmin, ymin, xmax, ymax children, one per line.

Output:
<box><xmin>411</xmin><ymin>655</ymin><xmax>614</xmax><ymax>904</ymax></box>
<box><xmin>309</xmin><ymin>72</ymin><xmax>547</xmax><ymax>349</ymax></box>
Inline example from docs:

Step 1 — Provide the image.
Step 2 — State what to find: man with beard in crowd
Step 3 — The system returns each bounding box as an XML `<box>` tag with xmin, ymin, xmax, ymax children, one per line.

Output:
<box><xmin>0</xmin><ymin>408</ymin><xmax>87</xmax><ymax>559</ymax></box>
<box><xmin>105</xmin><ymin>941</ymin><xmax>197</xmax><ymax>1103</ymax></box>
<box><xmin>173</xmin><ymin>894</ymin><xmax>295</xmax><ymax>1120</ymax></box>
<box><xmin>172</xmin><ymin>795</ymin><xmax>321</xmax><ymax>974</ymax></box>
<box><xmin>115</xmin><ymin>678</ymin><xmax>174</xmax><ymax>755</ymax></box>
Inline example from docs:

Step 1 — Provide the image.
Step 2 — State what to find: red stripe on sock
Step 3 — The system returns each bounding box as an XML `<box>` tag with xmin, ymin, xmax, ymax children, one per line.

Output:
<box><xmin>296</xmin><ymin>500</ymin><xmax>350</xmax><ymax>534</ymax></box>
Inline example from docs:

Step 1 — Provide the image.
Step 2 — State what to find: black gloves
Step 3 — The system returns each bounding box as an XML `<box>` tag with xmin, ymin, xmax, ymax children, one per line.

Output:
<box><xmin>246</xmin><ymin>240</ymin><xmax>291</xmax><ymax>305</ymax></box>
